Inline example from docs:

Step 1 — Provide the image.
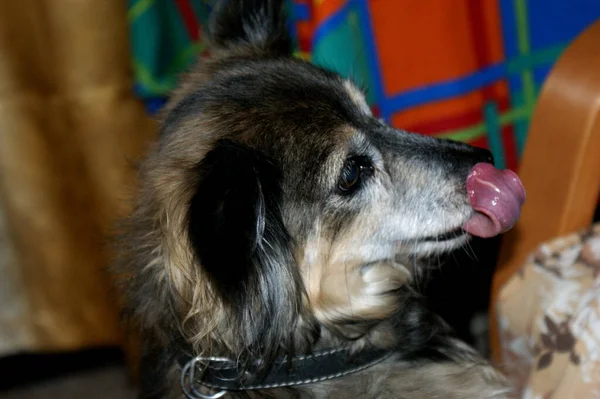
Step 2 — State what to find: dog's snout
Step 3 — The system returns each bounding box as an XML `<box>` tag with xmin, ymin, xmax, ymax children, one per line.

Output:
<box><xmin>473</xmin><ymin>147</ymin><xmax>494</xmax><ymax>165</ymax></box>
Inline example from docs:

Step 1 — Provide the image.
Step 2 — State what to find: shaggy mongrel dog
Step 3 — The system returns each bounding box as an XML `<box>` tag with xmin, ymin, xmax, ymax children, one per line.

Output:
<box><xmin>114</xmin><ymin>1</ymin><xmax>526</xmax><ymax>398</ymax></box>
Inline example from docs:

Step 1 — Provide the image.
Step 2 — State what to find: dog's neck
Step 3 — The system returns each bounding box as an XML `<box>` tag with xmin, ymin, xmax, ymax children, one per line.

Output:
<box><xmin>170</xmin><ymin>280</ymin><xmax>469</xmax><ymax>398</ymax></box>
<box><xmin>174</xmin><ymin>290</ymin><xmax>459</xmax><ymax>396</ymax></box>
<box><xmin>175</xmin><ymin>308</ymin><xmax>403</xmax><ymax>395</ymax></box>
<box><xmin>177</xmin><ymin>327</ymin><xmax>395</xmax><ymax>396</ymax></box>
<box><xmin>180</xmin><ymin>286</ymin><xmax>423</xmax><ymax>367</ymax></box>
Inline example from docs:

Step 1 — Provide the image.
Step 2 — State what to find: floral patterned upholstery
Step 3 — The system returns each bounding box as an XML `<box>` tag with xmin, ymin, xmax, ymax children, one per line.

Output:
<box><xmin>498</xmin><ymin>224</ymin><xmax>600</xmax><ymax>398</ymax></box>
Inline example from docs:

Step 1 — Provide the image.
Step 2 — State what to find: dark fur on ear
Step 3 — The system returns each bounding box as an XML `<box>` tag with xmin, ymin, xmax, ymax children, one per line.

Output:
<box><xmin>188</xmin><ymin>139</ymin><xmax>307</xmax><ymax>367</ymax></box>
<box><xmin>209</xmin><ymin>0</ymin><xmax>293</xmax><ymax>56</ymax></box>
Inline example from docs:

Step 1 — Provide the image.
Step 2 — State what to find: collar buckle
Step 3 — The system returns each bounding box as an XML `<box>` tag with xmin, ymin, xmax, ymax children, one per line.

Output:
<box><xmin>181</xmin><ymin>356</ymin><xmax>230</xmax><ymax>399</ymax></box>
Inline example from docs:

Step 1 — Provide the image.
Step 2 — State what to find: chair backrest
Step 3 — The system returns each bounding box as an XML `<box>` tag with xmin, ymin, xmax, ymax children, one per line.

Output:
<box><xmin>490</xmin><ymin>19</ymin><xmax>600</xmax><ymax>361</ymax></box>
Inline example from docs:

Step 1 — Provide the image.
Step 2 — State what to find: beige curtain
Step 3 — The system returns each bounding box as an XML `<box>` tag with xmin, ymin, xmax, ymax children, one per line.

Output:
<box><xmin>0</xmin><ymin>1</ymin><xmax>155</xmax><ymax>355</ymax></box>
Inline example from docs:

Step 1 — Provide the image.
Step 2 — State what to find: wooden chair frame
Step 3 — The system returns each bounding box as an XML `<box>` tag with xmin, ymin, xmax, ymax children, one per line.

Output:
<box><xmin>490</xmin><ymin>19</ymin><xmax>600</xmax><ymax>361</ymax></box>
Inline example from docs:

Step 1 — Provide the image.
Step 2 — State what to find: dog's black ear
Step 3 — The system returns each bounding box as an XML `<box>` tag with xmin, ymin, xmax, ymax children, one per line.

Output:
<box><xmin>188</xmin><ymin>139</ymin><xmax>300</xmax><ymax>362</ymax></box>
<box><xmin>209</xmin><ymin>0</ymin><xmax>293</xmax><ymax>56</ymax></box>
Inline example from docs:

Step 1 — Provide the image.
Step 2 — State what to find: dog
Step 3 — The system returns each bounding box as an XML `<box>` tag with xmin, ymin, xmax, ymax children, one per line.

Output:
<box><xmin>114</xmin><ymin>1</ymin><xmax>526</xmax><ymax>397</ymax></box>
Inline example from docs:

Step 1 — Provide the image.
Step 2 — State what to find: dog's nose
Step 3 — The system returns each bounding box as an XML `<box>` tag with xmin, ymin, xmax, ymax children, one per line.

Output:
<box><xmin>473</xmin><ymin>147</ymin><xmax>494</xmax><ymax>165</ymax></box>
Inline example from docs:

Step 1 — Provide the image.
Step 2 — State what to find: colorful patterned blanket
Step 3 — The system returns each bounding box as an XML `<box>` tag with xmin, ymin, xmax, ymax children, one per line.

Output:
<box><xmin>128</xmin><ymin>0</ymin><xmax>600</xmax><ymax>170</ymax></box>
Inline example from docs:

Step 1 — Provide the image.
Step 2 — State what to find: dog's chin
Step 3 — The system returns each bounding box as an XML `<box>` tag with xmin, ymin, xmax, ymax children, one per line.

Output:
<box><xmin>395</xmin><ymin>226</ymin><xmax>472</xmax><ymax>258</ymax></box>
<box><xmin>409</xmin><ymin>232</ymin><xmax>471</xmax><ymax>257</ymax></box>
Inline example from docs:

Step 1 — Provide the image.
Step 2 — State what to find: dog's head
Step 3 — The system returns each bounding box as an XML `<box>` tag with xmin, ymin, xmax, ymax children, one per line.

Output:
<box><xmin>122</xmin><ymin>0</ymin><xmax>525</xmax><ymax>366</ymax></box>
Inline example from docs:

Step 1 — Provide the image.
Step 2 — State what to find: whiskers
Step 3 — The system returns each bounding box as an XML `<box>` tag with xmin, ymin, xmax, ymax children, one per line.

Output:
<box><xmin>412</xmin><ymin>253</ymin><xmax>422</xmax><ymax>295</ymax></box>
<box><xmin>459</xmin><ymin>234</ymin><xmax>479</xmax><ymax>262</ymax></box>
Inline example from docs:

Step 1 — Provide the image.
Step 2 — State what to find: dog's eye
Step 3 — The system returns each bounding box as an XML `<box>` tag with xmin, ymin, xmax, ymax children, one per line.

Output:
<box><xmin>338</xmin><ymin>156</ymin><xmax>373</xmax><ymax>194</ymax></box>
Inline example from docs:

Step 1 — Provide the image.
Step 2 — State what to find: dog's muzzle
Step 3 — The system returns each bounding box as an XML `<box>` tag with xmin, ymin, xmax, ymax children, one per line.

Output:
<box><xmin>179</xmin><ymin>346</ymin><xmax>392</xmax><ymax>398</ymax></box>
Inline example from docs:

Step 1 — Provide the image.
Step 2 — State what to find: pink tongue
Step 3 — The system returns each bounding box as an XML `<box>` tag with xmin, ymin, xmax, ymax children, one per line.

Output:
<box><xmin>463</xmin><ymin>163</ymin><xmax>526</xmax><ymax>238</ymax></box>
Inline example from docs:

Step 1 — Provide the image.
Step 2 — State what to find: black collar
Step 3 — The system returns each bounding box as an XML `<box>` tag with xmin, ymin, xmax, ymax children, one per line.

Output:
<box><xmin>179</xmin><ymin>346</ymin><xmax>393</xmax><ymax>398</ymax></box>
